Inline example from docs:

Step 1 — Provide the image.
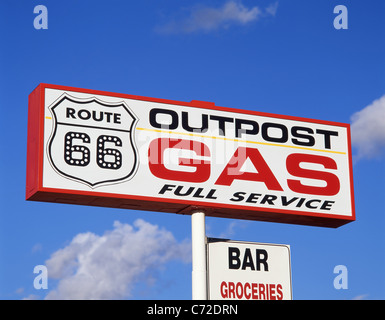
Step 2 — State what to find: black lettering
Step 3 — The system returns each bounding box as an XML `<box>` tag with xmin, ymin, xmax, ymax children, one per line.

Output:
<box><xmin>261</xmin><ymin>122</ymin><xmax>288</xmax><ymax>143</ymax></box>
<box><xmin>305</xmin><ymin>199</ymin><xmax>321</xmax><ymax>209</ymax></box>
<box><xmin>114</xmin><ymin>113</ymin><xmax>121</xmax><ymax>124</ymax></box>
<box><xmin>320</xmin><ymin>200</ymin><xmax>335</xmax><ymax>210</ymax></box>
<box><xmin>228</xmin><ymin>247</ymin><xmax>241</xmax><ymax>269</ymax></box>
<box><xmin>316</xmin><ymin>129</ymin><xmax>338</xmax><ymax>149</ymax></box>
<box><xmin>175</xmin><ymin>185</ymin><xmax>194</xmax><ymax>196</ymax></box>
<box><xmin>281</xmin><ymin>196</ymin><xmax>298</xmax><ymax>206</ymax></box>
<box><xmin>230</xmin><ymin>192</ymin><xmax>246</xmax><ymax>202</ymax></box>
<box><xmin>192</xmin><ymin>188</ymin><xmax>205</xmax><ymax>198</ymax></box>
<box><xmin>291</xmin><ymin>126</ymin><xmax>315</xmax><ymax>146</ymax></box>
<box><xmin>210</xmin><ymin>115</ymin><xmax>234</xmax><ymax>136</ymax></box>
<box><xmin>242</xmin><ymin>248</ymin><xmax>255</xmax><ymax>270</ymax></box>
<box><xmin>78</xmin><ymin>109</ymin><xmax>91</xmax><ymax>120</ymax></box>
<box><xmin>182</xmin><ymin>111</ymin><xmax>208</xmax><ymax>133</ymax></box>
<box><xmin>66</xmin><ymin>107</ymin><xmax>76</xmax><ymax>119</ymax></box>
<box><xmin>158</xmin><ymin>184</ymin><xmax>175</xmax><ymax>194</ymax></box>
<box><xmin>256</xmin><ymin>249</ymin><xmax>268</xmax><ymax>271</ymax></box>
<box><xmin>246</xmin><ymin>193</ymin><xmax>261</xmax><ymax>203</ymax></box>
<box><xmin>104</xmin><ymin>112</ymin><xmax>113</xmax><ymax>123</ymax></box>
<box><xmin>235</xmin><ymin>119</ymin><xmax>259</xmax><ymax>138</ymax></box>
<box><xmin>260</xmin><ymin>194</ymin><xmax>277</xmax><ymax>205</ymax></box>
<box><xmin>150</xmin><ymin>108</ymin><xmax>178</xmax><ymax>130</ymax></box>
<box><xmin>206</xmin><ymin>189</ymin><xmax>217</xmax><ymax>199</ymax></box>
<box><xmin>92</xmin><ymin>110</ymin><xmax>103</xmax><ymax>122</ymax></box>
<box><xmin>296</xmin><ymin>198</ymin><xmax>306</xmax><ymax>207</ymax></box>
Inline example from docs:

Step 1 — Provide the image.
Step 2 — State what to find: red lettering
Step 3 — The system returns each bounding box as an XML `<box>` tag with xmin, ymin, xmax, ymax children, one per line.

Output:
<box><xmin>220</xmin><ymin>281</ymin><xmax>228</xmax><ymax>298</ymax></box>
<box><xmin>215</xmin><ymin>147</ymin><xmax>283</xmax><ymax>190</ymax></box>
<box><xmin>276</xmin><ymin>284</ymin><xmax>283</xmax><ymax>300</ymax></box>
<box><xmin>228</xmin><ymin>281</ymin><xmax>235</xmax><ymax>299</ymax></box>
<box><xmin>252</xmin><ymin>283</ymin><xmax>258</xmax><ymax>299</ymax></box>
<box><xmin>148</xmin><ymin>138</ymin><xmax>210</xmax><ymax>183</ymax></box>
<box><xmin>286</xmin><ymin>153</ymin><xmax>340</xmax><ymax>196</ymax></box>
<box><xmin>219</xmin><ymin>281</ymin><xmax>284</xmax><ymax>300</ymax></box>
<box><xmin>269</xmin><ymin>284</ymin><xmax>276</xmax><ymax>300</ymax></box>
<box><xmin>236</xmin><ymin>282</ymin><xmax>243</xmax><ymax>299</ymax></box>
<box><xmin>244</xmin><ymin>282</ymin><xmax>251</xmax><ymax>300</ymax></box>
<box><xmin>259</xmin><ymin>283</ymin><xmax>266</xmax><ymax>300</ymax></box>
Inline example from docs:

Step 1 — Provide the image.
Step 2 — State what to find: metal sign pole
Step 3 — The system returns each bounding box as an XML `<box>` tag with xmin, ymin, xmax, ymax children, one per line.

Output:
<box><xmin>191</xmin><ymin>210</ymin><xmax>207</xmax><ymax>300</ymax></box>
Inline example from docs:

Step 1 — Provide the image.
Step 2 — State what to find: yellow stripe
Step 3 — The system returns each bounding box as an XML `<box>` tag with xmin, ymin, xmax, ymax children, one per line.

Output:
<box><xmin>136</xmin><ymin>127</ymin><xmax>346</xmax><ymax>155</ymax></box>
<box><xmin>45</xmin><ymin>116</ymin><xmax>52</xmax><ymax>120</ymax></box>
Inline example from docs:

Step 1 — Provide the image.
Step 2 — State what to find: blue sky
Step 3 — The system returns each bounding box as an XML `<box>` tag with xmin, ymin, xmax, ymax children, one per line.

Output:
<box><xmin>0</xmin><ymin>0</ymin><xmax>384</xmax><ymax>300</ymax></box>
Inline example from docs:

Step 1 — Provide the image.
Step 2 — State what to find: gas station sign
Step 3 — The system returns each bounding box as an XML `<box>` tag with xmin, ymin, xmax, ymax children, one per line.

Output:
<box><xmin>26</xmin><ymin>84</ymin><xmax>355</xmax><ymax>227</ymax></box>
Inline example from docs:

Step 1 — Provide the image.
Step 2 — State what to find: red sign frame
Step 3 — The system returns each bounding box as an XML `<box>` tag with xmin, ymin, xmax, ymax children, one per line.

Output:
<box><xmin>26</xmin><ymin>83</ymin><xmax>355</xmax><ymax>228</ymax></box>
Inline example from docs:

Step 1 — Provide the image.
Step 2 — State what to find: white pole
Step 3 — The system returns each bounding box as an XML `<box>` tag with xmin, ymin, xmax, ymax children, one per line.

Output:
<box><xmin>191</xmin><ymin>210</ymin><xmax>207</xmax><ymax>300</ymax></box>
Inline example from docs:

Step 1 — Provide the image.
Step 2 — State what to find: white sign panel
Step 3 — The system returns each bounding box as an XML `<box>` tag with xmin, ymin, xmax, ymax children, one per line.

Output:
<box><xmin>207</xmin><ymin>239</ymin><xmax>292</xmax><ymax>300</ymax></box>
<box><xmin>26</xmin><ymin>84</ymin><xmax>355</xmax><ymax>227</ymax></box>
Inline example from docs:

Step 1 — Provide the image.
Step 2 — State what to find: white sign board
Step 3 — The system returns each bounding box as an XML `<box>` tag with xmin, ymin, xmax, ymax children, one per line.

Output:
<box><xmin>27</xmin><ymin>84</ymin><xmax>355</xmax><ymax>227</ymax></box>
<box><xmin>207</xmin><ymin>239</ymin><xmax>292</xmax><ymax>300</ymax></box>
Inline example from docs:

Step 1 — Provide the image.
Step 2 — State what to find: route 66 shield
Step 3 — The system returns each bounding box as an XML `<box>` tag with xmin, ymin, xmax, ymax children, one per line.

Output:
<box><xmin>47</xmin><ymin>94</ymin><xmax>138</xmax><ymax>188</ymax></box>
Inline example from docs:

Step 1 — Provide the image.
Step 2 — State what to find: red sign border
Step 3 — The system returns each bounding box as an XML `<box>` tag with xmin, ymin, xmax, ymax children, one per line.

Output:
<box><xmin>26</xmin><ymin>83</ymin><xmax>355</xmax><ymax>228</ymax></box>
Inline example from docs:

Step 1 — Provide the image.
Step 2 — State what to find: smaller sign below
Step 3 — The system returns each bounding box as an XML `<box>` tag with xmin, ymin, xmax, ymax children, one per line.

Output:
<box><xmin>207</xmin><ymin>238</ymin><xmax>292</xmax><ymax>300</ymax></box>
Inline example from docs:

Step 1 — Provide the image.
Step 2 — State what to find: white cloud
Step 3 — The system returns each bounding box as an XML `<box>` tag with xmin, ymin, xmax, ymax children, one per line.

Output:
<box><xmin>351</xmin><ymin>94</ymin><xmax>385</xmax><ymax>160</ymax></box>
<box><xmin>217</xmin><ymin>221</ymin><xmax>248</xmax><ymax>239</ymax></box>
<box><xmin>43</xmin><ymin>219</ymin><xmax>190</xmax><ymax>300</ymax></box>
<box><xmin>157</xmin><ymin>1</ymin><xmax>278</xmax><ymax>34</ymax></box>
<box><xmin>265</xmin><ymin>2</ymin><xmax>279</xmax><ymax>16</ymax></box>
<box><xmin>22</xmin><ymin>294</ymin><xmax>40</xmax><ymax>300</ymax></box>
<box><xmin>31</xmin><ymin>243</ymin><xmax>43</xmax><ymax>254</ymax></box>
<box><xmin>352</xmin><ymin>293</ymin><xmax>369</xmax><ymax>300</ymax></box>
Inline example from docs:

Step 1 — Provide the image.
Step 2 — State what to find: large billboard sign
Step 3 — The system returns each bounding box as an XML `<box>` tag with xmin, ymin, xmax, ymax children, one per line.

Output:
<box><xmin>26</xmin><ymin>84</ymin><xmax>355</xmax><ymax>227</ymax></box>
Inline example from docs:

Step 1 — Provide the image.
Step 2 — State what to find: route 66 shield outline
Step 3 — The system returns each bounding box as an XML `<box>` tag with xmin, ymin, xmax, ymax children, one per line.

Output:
<box><xmin>47</xmin><ymin>94</ymin><xmax>138</xmax><ymax>188</ymax></box>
